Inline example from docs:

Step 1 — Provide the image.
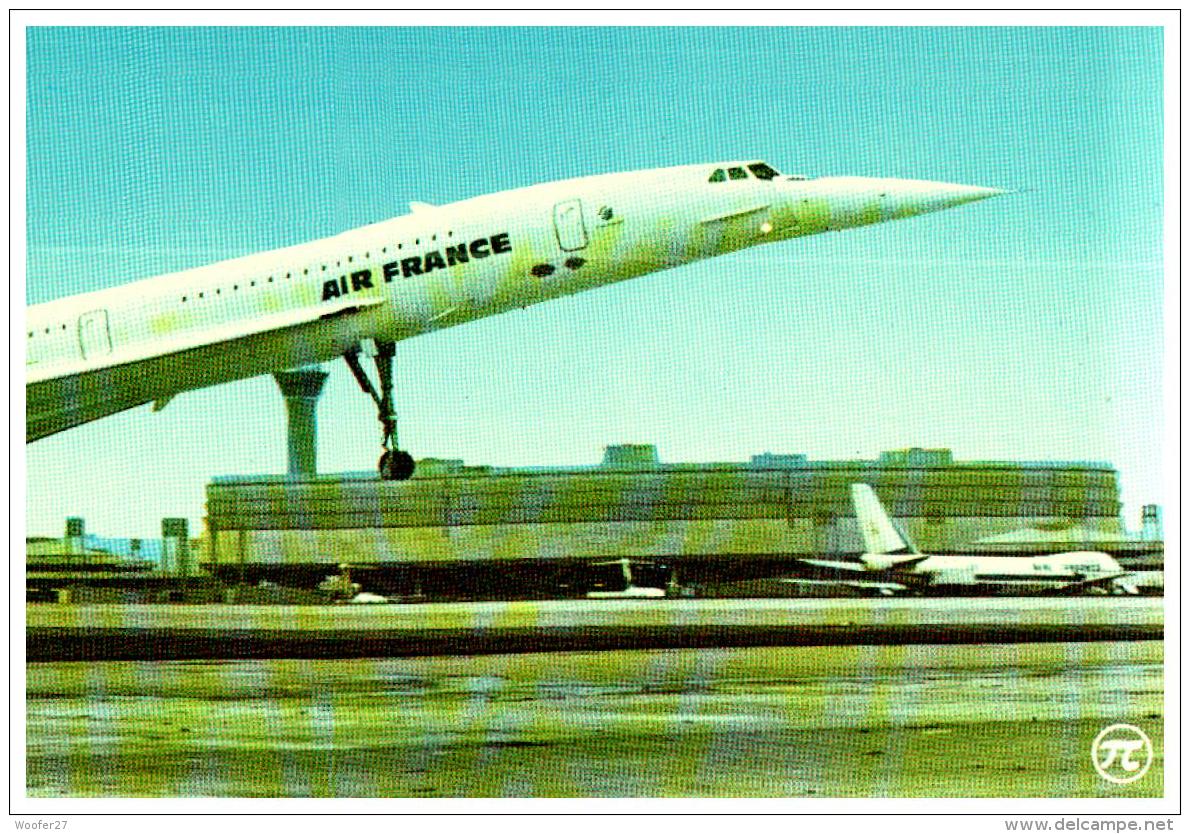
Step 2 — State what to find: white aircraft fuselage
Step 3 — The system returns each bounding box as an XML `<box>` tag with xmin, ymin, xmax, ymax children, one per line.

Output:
<box><xmin>861</xmin><ymin>550</ymin><xmax>1128</xmax><ymax>588</ymax></box>
<box><xmin>27</xmin><ymin>160</ymin><xmax>1002</xmax><ymax>443</ymax></box>
<box><xmin>835</xmin><ymin>484</ymin><xmax>1133</xmax><ymax>594</ymax></box>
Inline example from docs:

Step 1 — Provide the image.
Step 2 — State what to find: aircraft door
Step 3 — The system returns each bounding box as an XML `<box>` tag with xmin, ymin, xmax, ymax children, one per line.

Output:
<box><xmin>78</xmin><ymin>309</ymin><xmax>112</xmax><ymax>360</ymax></box>
<box><xmin>553</xmin><ymin>199</ymin><xmax>588</xmax><ymax>251</ymax></box>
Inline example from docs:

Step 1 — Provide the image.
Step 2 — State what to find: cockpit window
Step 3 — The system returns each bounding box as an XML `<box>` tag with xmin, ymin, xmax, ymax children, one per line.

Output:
<box><xmin>747</xmin><ymin>162</ymin><xmax>781</xmax><ymax>181</ymax></box>
<box><xmin>708</xmin><ymin>168</ymin><xmax>726</xmax><ymax>183</ymax></box>
<box><xmin>727</xmin><ymin>167</ymin><xmax>748</xmax><ymax>180</ymax></box>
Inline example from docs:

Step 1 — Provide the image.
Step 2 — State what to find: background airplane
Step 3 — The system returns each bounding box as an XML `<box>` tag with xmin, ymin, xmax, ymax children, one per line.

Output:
<box><xmin>793</xmin><ymin>484</ymin><xmax>1136</xmax><ymax>596</ymax></box>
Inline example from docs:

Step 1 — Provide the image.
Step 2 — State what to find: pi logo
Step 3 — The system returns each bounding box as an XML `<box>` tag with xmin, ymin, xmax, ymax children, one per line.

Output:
<box><xmin>1092</xmin><ymin>724</ymin><xmax>1153</xmax><ymax>784</ymax></box>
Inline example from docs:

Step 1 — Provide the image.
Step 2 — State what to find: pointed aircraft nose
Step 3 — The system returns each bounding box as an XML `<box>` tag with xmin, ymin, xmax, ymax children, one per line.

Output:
<box><xmin>801</xmin><ymin>176</ymin><xmax>1008</xmax><ymax>232</ymax></box>
<box><xmin>878</xmin><ymin>178</ymin><xmax>1007</xmax><ymax>219</ymax></box>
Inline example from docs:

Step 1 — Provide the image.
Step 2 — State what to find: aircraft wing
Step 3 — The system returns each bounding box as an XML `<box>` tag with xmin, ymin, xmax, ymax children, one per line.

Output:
<box><xmin>787</xmin><ymin>557</ymin><xmax>933</xmax><ymax>591</ymax></box>
<box><xmin>797</xmin><ymin>557</ymin><xmax>933</xmax><ymax>575</ymax></box>
<box><xmin>27</xmin><ymin>294</ymin><xmax>388</xmax><ymax>442</ymax></box>
<box><xmin>797</xmin><ymin>558</ymin><xmax>871</xmax><ymax>573</ymax></box>
<box><xmin>886</xmin><ymin>554</ymin><xmax>931</xmax><ymax>570</ymax></box>
<box><xmin>780</xmin><ymin>577</ymin><xmax>909</xmax><ymax>596</ymax></box>
<box><xmin>28</xmin><ymin>294</ymin><xmax>387</xmax><ymax>386</ymax></box>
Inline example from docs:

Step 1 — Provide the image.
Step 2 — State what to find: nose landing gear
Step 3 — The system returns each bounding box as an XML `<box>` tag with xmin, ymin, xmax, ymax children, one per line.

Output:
<box><xmin>344</xmin><ymin>340</ymin><xmax>416</xmax><ymax>481</ymax></box>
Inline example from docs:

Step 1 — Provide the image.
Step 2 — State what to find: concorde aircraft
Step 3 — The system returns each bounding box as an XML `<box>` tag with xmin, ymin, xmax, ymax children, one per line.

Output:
<box><xmin>793</xmin><ymin>484</ymin><xmax>1136</xmax><ymax>595</ymax></box>
<box><xmin>26</xmin><ymin>161</ymin><xmax>1003</xmax><ymax>479</ymax></box>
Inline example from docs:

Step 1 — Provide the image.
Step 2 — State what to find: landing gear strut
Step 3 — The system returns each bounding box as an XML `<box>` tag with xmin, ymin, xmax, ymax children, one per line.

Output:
<box><xmin>344</xmin><ymin>341</ymin><xmax>415</xmax><ymax>481</ymax></box>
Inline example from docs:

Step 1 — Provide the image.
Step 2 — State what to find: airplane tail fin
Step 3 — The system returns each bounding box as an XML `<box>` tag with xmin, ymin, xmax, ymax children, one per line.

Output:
<box><xmin>851</xmin><ymin>484</ymin><xmax>921</xmax><ymax>566</ymax></box>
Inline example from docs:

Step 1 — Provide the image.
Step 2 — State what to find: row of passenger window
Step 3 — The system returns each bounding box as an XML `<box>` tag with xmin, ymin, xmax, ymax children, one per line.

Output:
<box><xmin>28</xmin><ymin>229</ymin><xmax>461</xmax><ymax>337</ymax></box>
<box><xmin>176</xmin><ymin>231</ymin><xmax>457</xmax><ymax>304</ymax></box>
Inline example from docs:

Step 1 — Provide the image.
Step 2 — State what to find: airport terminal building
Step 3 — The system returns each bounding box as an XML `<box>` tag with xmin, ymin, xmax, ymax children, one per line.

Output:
<box><xmin>203</xmin><ymin>446</ymin><xmax>1160</xmax><ymax>597</ymax></box>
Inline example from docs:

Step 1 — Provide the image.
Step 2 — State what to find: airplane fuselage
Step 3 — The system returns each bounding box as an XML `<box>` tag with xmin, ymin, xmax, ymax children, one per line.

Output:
<box><xmin>829</xmin><ymin>484</ymin><xmax>1133</xmax><ymax>594</ymax></box>
<box><xmin>885</xmin><ymin>551</ymin><xmax>1126</xmax><ymax>589</ymax></box>
<box><xmin>27</xmin><ymin>161</ymin><xmax>1002</xmax><ymax>441</ymax></box>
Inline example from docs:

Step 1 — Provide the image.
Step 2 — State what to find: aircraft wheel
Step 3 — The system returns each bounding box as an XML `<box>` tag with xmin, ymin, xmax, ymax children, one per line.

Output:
<box><xmin>379</xmin><ymin>450</ymin><xmax>416</xmax><ymax>481</ymax></box>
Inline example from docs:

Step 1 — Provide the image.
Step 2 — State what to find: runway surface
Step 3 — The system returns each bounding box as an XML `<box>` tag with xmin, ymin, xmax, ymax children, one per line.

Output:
<box><xmin>23</xmin><ymin>594</ymin><xmax>1166</xmax><ymax>794</ymax></box>
<box><xmin>26</xmin><ymin>640</ymin><xmax>1162</xmax><ymax>798</ymax></box>
<box><xmin>26</xmin><ymin>597</ymin><xmax>1164</xmax><ymax>661</ymax></box>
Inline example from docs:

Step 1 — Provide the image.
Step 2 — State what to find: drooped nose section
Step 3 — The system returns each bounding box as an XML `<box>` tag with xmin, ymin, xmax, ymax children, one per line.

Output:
<box><xmin>877</xmin><ymin>178</ymin><xmax>1007</xmax><ymax>219</ymax></box>
<box><xmin>784</xmin><ymin>176</ymin><xmax>1006</xmax><ymax>232</ymax></box>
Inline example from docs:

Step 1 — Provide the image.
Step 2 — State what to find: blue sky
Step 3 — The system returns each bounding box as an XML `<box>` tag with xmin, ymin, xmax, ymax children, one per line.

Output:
<box><xmin>23</xmin><ymin>26</ymin><xmax>1165</xmax><ymax>537</ymax></box>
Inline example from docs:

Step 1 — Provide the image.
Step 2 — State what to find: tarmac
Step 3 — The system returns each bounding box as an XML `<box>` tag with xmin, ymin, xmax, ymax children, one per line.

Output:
<box><xmin>26</xmin><ymin>639</ymin><xmax>1163</xmax><ymax>798</ymax></box>
<box><xmin>25</xmin><ymin>596</ymin><xmax>1163</xmax><ymax>661</ymax></box>
<box><xmin>24</xmin><ymin>598</ymin><xmax>1165</xmax><ymax>798</ymax></box>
